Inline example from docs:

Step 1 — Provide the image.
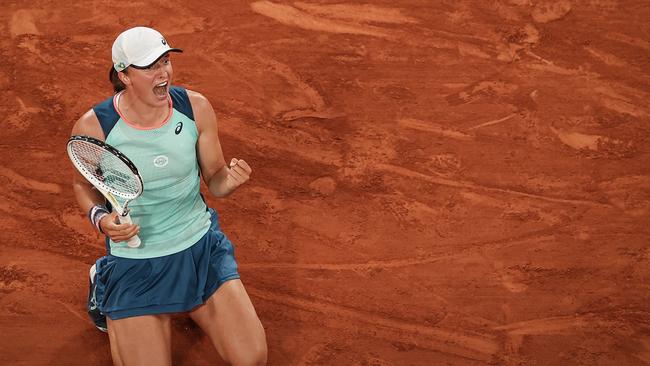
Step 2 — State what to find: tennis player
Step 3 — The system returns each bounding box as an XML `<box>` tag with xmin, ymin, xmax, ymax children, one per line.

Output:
<box><xmin>70</xmin><ymin>26</ymin><xmax>267</xmax><ymax>365</ymax></box>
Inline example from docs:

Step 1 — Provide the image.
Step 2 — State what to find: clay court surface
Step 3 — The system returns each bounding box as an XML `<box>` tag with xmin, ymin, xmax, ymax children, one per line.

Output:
<box><xmin>1</xmin><ymin>1</ymin><xmax>649</xmax><ymax>365</ymax></box>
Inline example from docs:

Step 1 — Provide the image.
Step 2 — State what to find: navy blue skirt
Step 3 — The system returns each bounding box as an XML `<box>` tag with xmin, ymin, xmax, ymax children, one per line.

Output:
<box><xmin>94</xmin><ymin>208</ymin><xmax>240</xmax><ymax>320</ymax></box>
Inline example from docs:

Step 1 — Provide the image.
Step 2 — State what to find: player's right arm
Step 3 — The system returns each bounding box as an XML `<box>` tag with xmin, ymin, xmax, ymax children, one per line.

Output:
<box><xmin>70</xmin><ymin>110</ymin><xmax>139</xmax><ymax>241</ymax></box>
<box><xmin>70</xmin><ymin>110</ymin><xmax>106</xmax><ymax>214</ymax></box>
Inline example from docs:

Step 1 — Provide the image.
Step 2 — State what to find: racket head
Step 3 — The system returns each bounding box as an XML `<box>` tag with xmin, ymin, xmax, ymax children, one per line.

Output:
<box><xmin>67</xmin><ymin>135</ymin><xmax>143</xmax><ymax>200</ymax></box>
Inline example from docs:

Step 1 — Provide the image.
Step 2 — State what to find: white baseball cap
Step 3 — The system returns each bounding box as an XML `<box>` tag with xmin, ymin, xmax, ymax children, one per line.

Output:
<box><xmin>112</xmin><ymin>27</ymin><xmax>182</xmax><ymax>72</ymax></box>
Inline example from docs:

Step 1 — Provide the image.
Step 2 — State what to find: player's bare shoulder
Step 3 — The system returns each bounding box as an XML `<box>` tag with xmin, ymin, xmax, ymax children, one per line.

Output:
<box><xmin>186</xmin><ymin>89</ymin><xmax>214</xmax><ymax>113</ymax></box>
<box><xmin>71</xmin><ymin>109</ymin><xmax>104</xmax><ymax>140</ymax></box>
<box><xmin>186</xmin><ymin>89</ymin><xmax>217</xmax><ymax>133</ymax></box>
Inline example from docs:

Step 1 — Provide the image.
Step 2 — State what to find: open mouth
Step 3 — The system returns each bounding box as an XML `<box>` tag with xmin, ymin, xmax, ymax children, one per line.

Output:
<box><xmin>153</xmin><ymin>81</ymin><xmax>168</xmax><ymax>98</ymax></box>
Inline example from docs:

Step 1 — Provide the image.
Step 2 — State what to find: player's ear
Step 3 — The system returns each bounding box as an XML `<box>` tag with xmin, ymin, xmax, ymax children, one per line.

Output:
<box><xmin>118</xmin><ymin>71</ymin><xmax>131</xmax><ymax>86</ymax></box>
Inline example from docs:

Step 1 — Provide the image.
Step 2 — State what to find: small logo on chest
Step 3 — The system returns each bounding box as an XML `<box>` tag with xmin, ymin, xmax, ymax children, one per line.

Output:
<box><xmin>175</xmin><ymin>122</ymin><xmax>183</xmax><ymax>135</ymax></box>
<box><xmin>153</xmin><ymin>155</ymin><xmax>169</xmax><ymax>168</ymax></box>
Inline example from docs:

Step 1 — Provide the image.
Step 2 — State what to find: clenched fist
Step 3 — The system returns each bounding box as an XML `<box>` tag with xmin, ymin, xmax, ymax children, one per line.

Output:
<box><xmin>225</xmin><ymin>158</ymin><xmax>252</xmax><ymax>191</ymax></box>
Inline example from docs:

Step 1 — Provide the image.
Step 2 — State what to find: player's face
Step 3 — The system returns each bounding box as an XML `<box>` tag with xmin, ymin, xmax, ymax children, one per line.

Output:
<box><xmin>125</xmin><ymin>54</ymin><xmax>173</xmax><ymax>107</ymax></box>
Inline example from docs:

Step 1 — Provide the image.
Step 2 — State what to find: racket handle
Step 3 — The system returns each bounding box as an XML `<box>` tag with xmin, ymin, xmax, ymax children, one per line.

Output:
<box><xmin>117</xmin><ymin>213</ymin><xmax>141</xmax><ymax>248</ymax></box>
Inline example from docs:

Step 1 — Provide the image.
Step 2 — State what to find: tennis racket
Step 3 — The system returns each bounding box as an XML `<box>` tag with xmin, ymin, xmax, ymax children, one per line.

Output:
<box><xmin>67</xmin><ymin>135</ymin><xmax>144</xmax><ymax>248</ymax></box>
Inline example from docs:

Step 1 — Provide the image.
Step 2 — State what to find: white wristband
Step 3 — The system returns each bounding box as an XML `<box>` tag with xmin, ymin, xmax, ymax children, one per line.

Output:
<box><xmin>89</xmin><ymin>205</ymin><xmax>110</xmax><ymax>234</ymax></box>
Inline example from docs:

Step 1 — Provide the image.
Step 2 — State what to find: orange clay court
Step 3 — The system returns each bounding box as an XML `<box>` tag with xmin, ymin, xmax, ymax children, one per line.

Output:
<box><xmin>1</xmin><ymin>1</ymin><xmax>649</xmax><ymax>365</ymax></box>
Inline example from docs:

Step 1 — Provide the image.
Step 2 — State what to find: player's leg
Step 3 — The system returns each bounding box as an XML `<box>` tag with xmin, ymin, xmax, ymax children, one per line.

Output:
<box><xmin>106</xmin><ymin>314</ymin><xmax>173</xmax><ymax>366</ymax></box>
<box><xmin>189</xmin><ymin>279</ymin><xmax>267</xmax><ymax>366</ymax></box>
<box><xmin>106</xmin><ymin>321</ymin><xmax>124</xmax><ymax>366</ymax></box>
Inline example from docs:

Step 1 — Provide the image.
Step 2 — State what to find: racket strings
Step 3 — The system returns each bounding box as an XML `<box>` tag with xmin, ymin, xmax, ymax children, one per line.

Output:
<box><xmin>69</xmin><ymin>140</ymin><xmax>142</xmax><ymax>198</ymax></box>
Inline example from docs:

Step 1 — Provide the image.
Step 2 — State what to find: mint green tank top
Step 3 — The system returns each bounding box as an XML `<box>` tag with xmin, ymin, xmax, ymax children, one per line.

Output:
<box><xmin>102</xmin><ymin>90</ymin><xmax>211</xmax><ymax>259</ymax></box>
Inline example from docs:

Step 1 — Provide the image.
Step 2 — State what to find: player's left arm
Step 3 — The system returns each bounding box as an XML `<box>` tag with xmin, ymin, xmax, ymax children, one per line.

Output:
<box><xmin>190</xmin><ymin>90</ymin><xmax>252</xmax><ymax>198</ymax></box>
